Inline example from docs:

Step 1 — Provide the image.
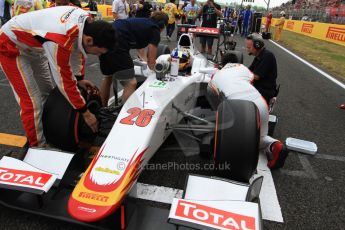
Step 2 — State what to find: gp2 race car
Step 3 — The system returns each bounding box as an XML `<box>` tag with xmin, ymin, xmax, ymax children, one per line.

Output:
<box><xmin>0</xmin><ymin>30</ymin><xmax>263</xmax><ymax>230</ymax></box>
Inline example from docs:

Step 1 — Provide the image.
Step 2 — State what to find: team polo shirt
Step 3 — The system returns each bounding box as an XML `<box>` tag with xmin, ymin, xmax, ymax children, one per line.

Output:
<box><xmin>113</xmin><ymin>17</ymin><xmax>160</xmax><ymax>50</ymax></box>
<box><xmin>249</xmin><ymin>48</ymin><xmax>277</xmax><ymax>97</ymax></box>
<box><xmin>99</xmin><ymin>18</ymin><xmax>160</xmax><ymax>75</ymax></box>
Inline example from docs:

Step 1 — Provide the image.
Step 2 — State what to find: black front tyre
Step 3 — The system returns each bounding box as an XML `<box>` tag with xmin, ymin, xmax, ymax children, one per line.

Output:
<box><xmin>214</xmin><ymin>99</ymin><xmax>260</xmax><ymax>183</ymax></box>
<box><xmin>42</xmin><ymin>87</ymin><xmax>101</xmax><ymax>152</ymax></box>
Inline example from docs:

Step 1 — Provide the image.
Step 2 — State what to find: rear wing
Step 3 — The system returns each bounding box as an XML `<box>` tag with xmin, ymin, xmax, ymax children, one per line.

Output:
<box><xmin>177</xmin><ymin>24</ymin><xmax>220</xmax><ymax>38</ymax></box>
<box><xmin>188</xmin><ymin>27</ymin><xmax>221</xmax><ymax>38</ymax></box>
<box><xmin>177</xmin><ymin>25</ymin><xmax>222</xmax><ymax>62</ymax></box>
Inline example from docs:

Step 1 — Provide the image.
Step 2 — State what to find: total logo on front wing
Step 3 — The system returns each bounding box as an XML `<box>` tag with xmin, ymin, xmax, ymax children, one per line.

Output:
<box><xmin>175</xmin><ymin>200</ymin><xmax>256</xmax><ymax>230</ymax></box>
<box><xmin>0</xmin><ymin>167</ymin><xmax>52</xmax><ymax>189</ymax></box>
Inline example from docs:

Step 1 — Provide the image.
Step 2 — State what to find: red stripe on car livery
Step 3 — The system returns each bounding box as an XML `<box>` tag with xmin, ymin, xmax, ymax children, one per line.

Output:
<box><xmin>175</xmin><ymin>200</ymin><xmax>256</xmax><ymax>230</ymax></box>
<box><xmin>68</xmin><ymin>145</ymin><xmax>148</xmax><ymax>222</ymax></box>
<box><xmin>0</xmin><ymin>167</ymin><xmax>52</xmax><ymax>188</ymax></box>
<box><xmin>83</xmin><ymin>148</ymin><xmax>147</xmax><ymax>193</ymax></box>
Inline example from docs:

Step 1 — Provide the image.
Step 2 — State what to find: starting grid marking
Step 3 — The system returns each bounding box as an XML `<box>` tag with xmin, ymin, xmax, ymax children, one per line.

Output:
<box><xmin>0</xmin><ymin>72</ymin><xmax>10</xmax><ymax>87</ymax></box>
<box><xmin>281</xmin><ymin>152</ymin><xmax>345</xmax><ymax>179</ymax></box>
<box><xmin>281</xmin><ymin>154</ymin><xmax>318</xmax><ymax>179</ymax></box>
<box><xmin>88</xmin><ymin>62</ymin><xmax>99</xmax><ymax>68</ymax></box>
<box><xmin>315</xmin><ymin>153</ymin><xmax>345</xmax><ymax>162</ymax></box>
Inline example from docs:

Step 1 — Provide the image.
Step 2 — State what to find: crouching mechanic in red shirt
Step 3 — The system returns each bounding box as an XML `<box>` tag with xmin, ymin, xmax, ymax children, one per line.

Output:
<box><xmin>210</xmin><ymin>53</ymin><xmax>288</xmax><ymax>169</ymax></box>
<box><xmin>0</xmin><ymin>6</ymin><xmax>117</xmax><ymax>147</ymax></box>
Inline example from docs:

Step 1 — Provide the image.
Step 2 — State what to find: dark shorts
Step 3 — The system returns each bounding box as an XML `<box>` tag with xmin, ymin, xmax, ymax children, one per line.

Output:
<box><xmin>200</xmin><ymin>36</ymin><xmax>214</xmax><ymax>48</ymax></box>
<box><xmin>99</xmin><ymin>48</ymin><xmax>135</xmax><ymax>80</ymax></box>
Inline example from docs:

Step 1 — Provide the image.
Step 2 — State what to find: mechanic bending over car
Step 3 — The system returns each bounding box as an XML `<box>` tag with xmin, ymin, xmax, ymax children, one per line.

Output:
<box><xmin>99</xmin><ymin>11</ymin><xmax>169</xmax><ymax>106</ymax></box>
<box><xmin>245</xmin><ymin>33</ymin><xmax>279</xmax><ymax>104</ymax></box>
<box><xmin>211</xmin><ymin>53</ymin><xmax>288</xmax><ymax>169</ymax></box>
<box><xmin>0</xmin><ymin>6</ymin><xmax>117</xmax><ymax>147</ymax></box>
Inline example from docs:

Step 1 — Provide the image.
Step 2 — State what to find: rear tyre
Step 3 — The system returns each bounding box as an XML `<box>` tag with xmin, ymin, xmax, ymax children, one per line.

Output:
<box><xmin>214</xmin><ymin>99</ymin><xmax>260</xmax><ymax>183</ymax></box>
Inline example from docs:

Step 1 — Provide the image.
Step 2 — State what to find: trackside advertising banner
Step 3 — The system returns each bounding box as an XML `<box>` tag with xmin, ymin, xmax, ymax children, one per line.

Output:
<box><xmin>0</xmin><ymin>156</ymin><xmax>56</xmax><ymax>194</ymax></box>
<box><xmin>262</xmin><ymin>17</ymin><xmax>345</xmax><ymax>47</ymax></box>
<box><xmin>91</xmin><ymin>5</ymin><xmax>112</xmax><ymax>18</ymax></box>
<box><xmin>168</xmin><ymin>198</ymin><xmax>260</xmax><ymax>230</ymax></box>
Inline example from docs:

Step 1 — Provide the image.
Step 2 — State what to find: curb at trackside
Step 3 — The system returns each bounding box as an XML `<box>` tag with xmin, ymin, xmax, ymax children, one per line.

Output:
<box><xmin>269</xmin><ymin>39</ymin><xmax>345</xmax><ymax>90</ymax></box>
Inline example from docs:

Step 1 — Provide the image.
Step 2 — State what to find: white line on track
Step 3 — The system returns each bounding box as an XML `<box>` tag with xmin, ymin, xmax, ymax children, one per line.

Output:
<box><xmin>0</xmin><ymin>83</ymin><xmax>10</xmax><ymax>87</ymax></box>
<box><xmin>129</xmin><ymin>153</ymin><xmax>283</xmax><ymax>223</ymax></box>
<box><xmin>315</xmin><ymin>153</ymin><xmax>345</xmax><ymax>162</ymax></box>
<box><xmin>129</xmin><ymin>182</ymin><xmax>183</xmax><ymax>204</ymax></box>
<box><xmin>281</xmin><ymin>154</ymin><xmax>318</xmax><ymax>179</ymax></box>
<box><xmin>88</xmin><ymin>63</ymin><xmax>99</xmax><ymax>68</ymax></box>
<box><xmin>270</xmin><ymin>40</ymin><xmax>345</xmax><ymax>90</ymax></box>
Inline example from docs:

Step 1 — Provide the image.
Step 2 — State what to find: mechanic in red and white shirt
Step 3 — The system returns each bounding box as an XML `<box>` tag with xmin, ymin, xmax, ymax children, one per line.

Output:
<box><xmin>209</xmin><ymin>54</ymin><xmax>288</xmax><ymax>169</ymax></box>
<box><xmin>0</xmin><ymin>6</ymin><xmax>117</xmax><ymax>147</ymax></box>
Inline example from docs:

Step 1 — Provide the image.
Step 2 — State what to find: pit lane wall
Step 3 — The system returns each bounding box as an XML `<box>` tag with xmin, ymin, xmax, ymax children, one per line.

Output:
<box><xmin>262</xmin><ymin>17</ymin><xmax>345</xmax><ymax>47</ymax></box>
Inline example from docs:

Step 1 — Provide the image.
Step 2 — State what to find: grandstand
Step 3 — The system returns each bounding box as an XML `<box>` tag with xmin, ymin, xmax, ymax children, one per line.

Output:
<box><xmin>272</xmin><ymin>0</ymin><xmax>345</xmax><ymax>24</ymax></box>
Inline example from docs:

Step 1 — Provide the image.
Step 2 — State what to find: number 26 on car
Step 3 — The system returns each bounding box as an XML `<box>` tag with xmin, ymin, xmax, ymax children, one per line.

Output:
<box><xmin>120</xmin><ymin>107</ymin><xmax>155</xmax><ymax>127</ymax></box>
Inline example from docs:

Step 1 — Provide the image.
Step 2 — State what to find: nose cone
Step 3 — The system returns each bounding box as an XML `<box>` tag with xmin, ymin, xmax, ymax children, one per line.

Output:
<box><xmin>68</xmin><ymin>195</ymin><xmax>122</xmax><ymax>222</ymax></box>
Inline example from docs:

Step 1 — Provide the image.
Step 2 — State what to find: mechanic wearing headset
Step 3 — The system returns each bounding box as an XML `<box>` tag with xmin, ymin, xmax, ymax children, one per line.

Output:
<box><xmin>99</xmin><ymin>11</ymin><xmax>169</xmax><ymax>106</ymax></box>
<box><xmin>210</xmin><ymin>53</ymin><xmax>288</xmax><ymax>169</ymax></box>
<box><xmin>0</xmin><ymin>6</ymin><xmax>117</xmax><ymax>147</ymax></box>
<box><xmin>245</xmin><ymin>33</ymin><xmax>278</xmax><ymax>104</ymax></box>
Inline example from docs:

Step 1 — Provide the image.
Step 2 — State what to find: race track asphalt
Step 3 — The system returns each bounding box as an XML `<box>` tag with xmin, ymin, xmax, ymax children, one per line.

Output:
<box><xmin>0</xmin><ymin>27</ymin><xmax>344</xmax><ymax>230</ymax></box>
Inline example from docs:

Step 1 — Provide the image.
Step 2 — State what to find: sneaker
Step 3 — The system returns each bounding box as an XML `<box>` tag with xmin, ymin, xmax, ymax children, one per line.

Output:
<box><xmin>267</xmin><ymin>141</ymin><xmax>289</xmax><ymax>169</ymax></box>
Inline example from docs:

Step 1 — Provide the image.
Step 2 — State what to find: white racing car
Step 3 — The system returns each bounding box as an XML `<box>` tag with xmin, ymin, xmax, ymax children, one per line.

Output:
<box><xmin>0</xmin><ymin>29</ymin><xmax>264</xmax><ymax>230</ymax></box>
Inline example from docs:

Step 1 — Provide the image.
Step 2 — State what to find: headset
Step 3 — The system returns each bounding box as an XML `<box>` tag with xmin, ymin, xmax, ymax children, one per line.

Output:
<box><xmin>246</xmin><ymin>33</ymin><xmax>265</xmax><ymax>50</ymax></box>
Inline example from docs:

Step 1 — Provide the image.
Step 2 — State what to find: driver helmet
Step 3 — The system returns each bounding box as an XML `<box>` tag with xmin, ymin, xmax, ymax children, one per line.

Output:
<box><xmin>171</xmin><ymin>48</ymin><xmax>192</xmax><ymax>71</ymax></box>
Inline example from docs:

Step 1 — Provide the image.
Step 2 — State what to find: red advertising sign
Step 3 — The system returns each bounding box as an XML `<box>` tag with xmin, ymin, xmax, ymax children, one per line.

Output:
<box><xmin>286</xmin><ymin>21</ymin><xmax>295</xmax><ymax>30</ymax></box>
<box><xmin>106</xmin><ymin>8</ymin><xmax>112</xmax><ymax>16</ymax></box>
<box><xmin>175</xmin><ymin>200</ymin><xmax>256</xmax><ymax>230</ymax></box>
<box><xmin>326</xmin><ymin>27</ymin><xmax>345</xmax><ymax>43</ymax></box>
<box><xmin>0</xmin><ymin>167</ymin><xmax>52</xmax><ymax>188</ymax></box>
<box><xmin>188</xmin><ymin>27</ymin><xmax>220</xmax><ymax>35</ymax></box>
<box><xmin>301</xmin><ymin>23</ymin><xmax>314</xmax><ymax>34</ymax></box>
